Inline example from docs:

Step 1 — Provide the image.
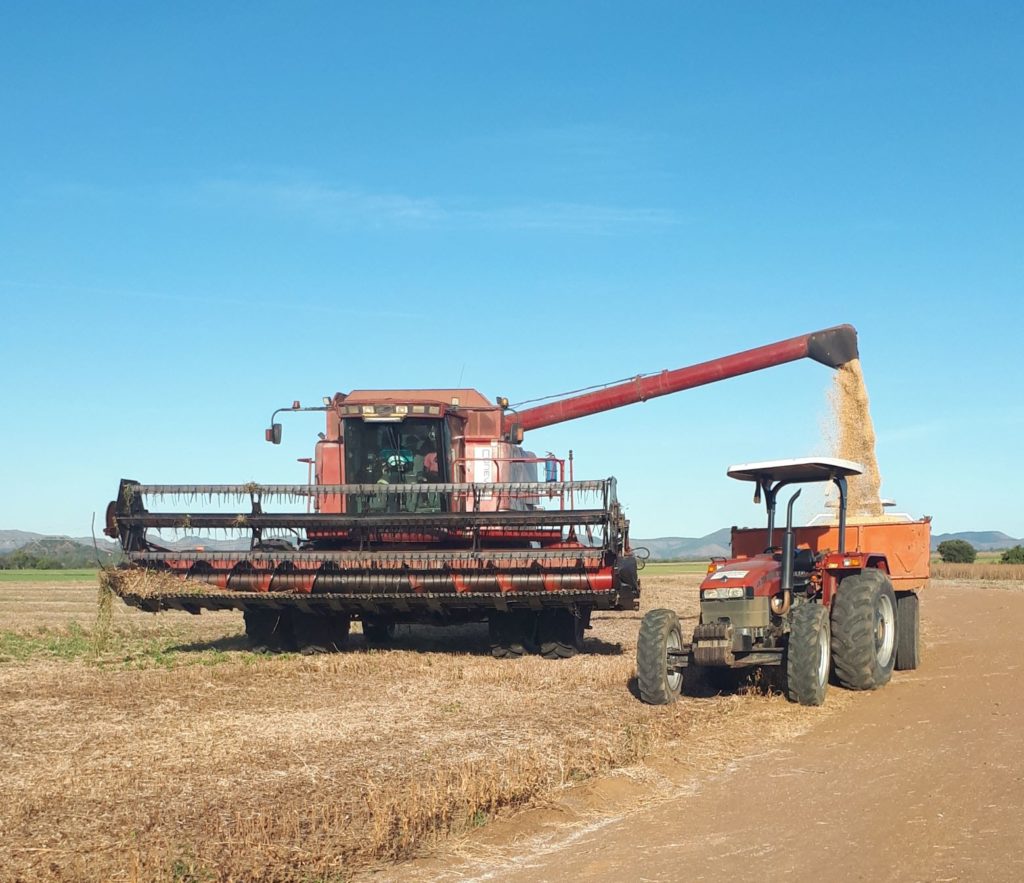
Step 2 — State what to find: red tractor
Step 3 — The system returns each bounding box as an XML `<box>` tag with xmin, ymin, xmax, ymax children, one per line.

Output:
<box><xmin>637</xmin><ymin>458</ymin><xmax>929</xmax><ymax>705</ymax></box>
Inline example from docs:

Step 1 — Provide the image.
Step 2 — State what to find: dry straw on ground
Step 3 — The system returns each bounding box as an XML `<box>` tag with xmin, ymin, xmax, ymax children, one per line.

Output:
<box><xmin>0</xmin><ymin>574</ymin><xmax>845</xmax><ymax>882</ymax></box>
<box><xmin>932</xmin><ymin>562</ymin><xmax>1024</xmax><ymax>581</ymax></box>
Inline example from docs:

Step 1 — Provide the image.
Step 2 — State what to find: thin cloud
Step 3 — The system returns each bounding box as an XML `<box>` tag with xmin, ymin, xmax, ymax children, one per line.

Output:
<box><xmin>195</xmin><ymin>176</ymin><xmax>679</xmax><ymax>234</ymax></box>
<box><xmin>0</xmin><ymin>279</ymin><xmax>421</xmax><ymax>320</ymax></box>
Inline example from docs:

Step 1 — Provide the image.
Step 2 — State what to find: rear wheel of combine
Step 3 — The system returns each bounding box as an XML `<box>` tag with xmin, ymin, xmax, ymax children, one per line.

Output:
<box><xmin>637</xmin><ymin>608</ymin><xmax>683</xmax><ymax>705</ymax></box>
<box><xmin>362</xmin><ymin>617</ymin><xmax>396</xmax><ymax>647</ymax></box>
<box><xmin>895</xmin><ymin>592</ymin><xmax>920</xmax><ymax>671</ymax></box>
<box><xmin>831</xmin><ymin>569</ymin><xmax>897</xmax><ymax>690</ymax></box>
<box><xmin>538</xmin><ymin>609</ymin><xmax>587</xmax><ymax>660</ymax></box>
<box><xmin>786</xmin><ymin>602</ymin><xmax>830</xmax><ymax>706</ymax></box>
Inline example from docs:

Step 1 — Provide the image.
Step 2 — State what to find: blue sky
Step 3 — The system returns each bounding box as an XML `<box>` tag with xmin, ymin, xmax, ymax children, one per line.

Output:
<box><xmin>1</xmin><ymin>1</ymin><xmax>1022</xmax><ymax>539</ymax></box>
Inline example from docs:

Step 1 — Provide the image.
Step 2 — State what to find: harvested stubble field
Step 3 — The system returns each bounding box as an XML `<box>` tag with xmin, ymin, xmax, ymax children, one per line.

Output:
<box><xmin>0</xmin><ymin>572</ymin><xmax>855</xmax><ymax>882</ymax></box>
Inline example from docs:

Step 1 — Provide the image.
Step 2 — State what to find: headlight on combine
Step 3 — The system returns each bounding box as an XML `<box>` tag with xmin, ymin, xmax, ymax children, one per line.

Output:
<box><xmin>702</xmin><ymin>586</ymin><xmax>749</xmax><ymax>600</ymax></box>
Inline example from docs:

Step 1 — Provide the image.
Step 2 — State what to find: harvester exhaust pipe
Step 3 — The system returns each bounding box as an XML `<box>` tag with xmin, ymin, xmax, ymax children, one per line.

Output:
<box><xmin>509</xmin><ymin>324</ymin><xmax>858</xmax><ymax>435</ymax></box>
<box><xmin>772</xmin><ymin>489</ymin><xmax>802</xmax><ymax>616</ymax></box>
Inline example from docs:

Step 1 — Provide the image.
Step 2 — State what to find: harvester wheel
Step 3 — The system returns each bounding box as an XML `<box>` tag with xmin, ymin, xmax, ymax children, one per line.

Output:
<box><xmin>489</xmin><ymin>612</ymin><xmax>527</xmax><ymax>659</ymax></box>
<box><xmin>538</xmin><ymin>609</ymin><xmax>587</xmax><ymax>660</ymax></box>
<box><xmin>637</xmin><ymin>608</ymin><xmax>683</xmax><ymax>705</ymax></box>
<box><xmin>785</xmin><ymin>602</ymin><xmax>830</xmax><ymax>706</ymax></box>
<box><xmin>831</xmin><ymin>569</ymin><xmax>897</xmax><ymax>690</ymax></box>
<box><xmin>362</xmin><ymin>617</ymin><xmax>396</xmax><ymax>646</ymax></box>
<box><xmin>243</xmin><ymin>609</ymin><xmax>296</xmax><ymax>653</ymax></box>
<box><xmin>293</xmin><ymin>612</ymin><xmax>346</xmax><ymax>654</ymax></box>
<box><xmin>895</xmin><ymin>592</ymin><xmax>920</xmax><ymax>671</ymax></box>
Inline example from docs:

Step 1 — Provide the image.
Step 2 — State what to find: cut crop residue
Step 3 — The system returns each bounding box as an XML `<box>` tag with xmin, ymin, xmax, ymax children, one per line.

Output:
<box><xmin>829</xmin><ymin>359</ymin><xmax>883</xmax><ymax>517</ymax></box>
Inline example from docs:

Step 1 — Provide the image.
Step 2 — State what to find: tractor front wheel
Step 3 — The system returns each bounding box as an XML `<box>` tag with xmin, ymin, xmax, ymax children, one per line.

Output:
<box><xmin>831</xmin><ymin>569</ymin><xmax>897</xmax><ymax>690</ymax></box>
<box><xmin>637</xmin><ymin>608</ymin><xmax>684</xmax><ymax>704</ymax></box>
<box><xmin>786</xmin><ymin>602</ymin><xmax>830</xmax><ymax>706</ymax></box>
<box><xmin>895</xmin><ymin>592</ymin><xmax>920</xmax><ymax>671</ymax></box>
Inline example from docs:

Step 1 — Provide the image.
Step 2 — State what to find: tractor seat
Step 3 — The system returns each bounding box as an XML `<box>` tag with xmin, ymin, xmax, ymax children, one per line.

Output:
<box><xmin>793</xmin><ymin>548</ymin><xmax>817</xmax><ymax>573</ymax></box>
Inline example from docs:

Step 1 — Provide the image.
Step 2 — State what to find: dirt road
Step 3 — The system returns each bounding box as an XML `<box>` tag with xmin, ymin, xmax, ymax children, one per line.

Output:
<box><xmin>413</xmin><ymin>581</ymin><xmax>1024</xmax><ymax>882</ymax></box>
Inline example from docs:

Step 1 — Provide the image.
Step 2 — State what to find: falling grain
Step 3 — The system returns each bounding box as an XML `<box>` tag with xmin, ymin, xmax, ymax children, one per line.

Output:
<box><xmin>829</xmin><ymin>359</ymin><xmax>883</xmax><ymax>516</ymax></box>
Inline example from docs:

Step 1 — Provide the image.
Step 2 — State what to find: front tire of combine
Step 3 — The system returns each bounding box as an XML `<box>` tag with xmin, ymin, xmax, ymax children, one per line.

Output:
<box><xmin>785</xmin><ymin>603</ymin><xmax>830</xmax><ymax>706</ymax></box>
<box><xmin>293</xmin><ymin>612</ymin><xmax>345</xmax><ymax>655</ymax></box>
<box><xmin>538</xmin><ymin>608</ymin><xmax>588</xmax><ymax>660</ymax></box>
<box><xmin>636</xmin><ymin>608</ymin><xmax>683</xmax><ymax>705</ymax></box>
<box><xmin>831</xmin><ymin>569</ymin><xmax>897</xmax><ymax>690</ymax></box>
<box><xmin>362</xmin><ymin>617</ymin><xmax>396</xmax><ymax>647</ymax></box>
<box><xmin>489</xmin><ymin>611</ymin><xmax>527</xmax><ymax>659</ymax></box>
<box><xmin>895</xmin><ymin>592</ymin><xmax>920</xmax><ymax>671</ymax></box>
<box><xmin>243</xmin><ymin>609</ymin><xmax>296</xmax><ymax>653</ymax></box>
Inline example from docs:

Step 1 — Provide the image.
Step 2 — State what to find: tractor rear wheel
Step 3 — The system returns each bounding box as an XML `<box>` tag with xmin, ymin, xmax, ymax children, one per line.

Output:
<box><xmin>538</xmin><ymin>608</ymin><xmax>587</xmax><ymax>660</ymax></box>
<box><xmin>637</xmin><ymin>608</ymin><xmax>683</xmax><ymax>704</ymax></box>
<box><xmin>786</xmin><ymin>602</ymin><xmax>830</xmax><ymax>706</ymax></box>
<box><xmin>831</xmin><ymin>569</ymin><xmax>897</xmax><ymax>690</ymax></box>
<box><xmin>895</xmin><ymin>592</ymin><xmax>920</xmax><ymax>671</ymax></box>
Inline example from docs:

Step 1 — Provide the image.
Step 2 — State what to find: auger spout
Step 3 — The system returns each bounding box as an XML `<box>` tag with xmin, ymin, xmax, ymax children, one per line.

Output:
<box><xmin>508</xmin><ymin>324</ymin><xmax>858</xmax><ymax>434</ymax></box>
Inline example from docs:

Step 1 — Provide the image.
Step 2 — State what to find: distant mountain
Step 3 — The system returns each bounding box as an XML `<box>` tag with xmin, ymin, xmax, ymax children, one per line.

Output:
<box><xmin>632</xmin><ymin>529</ymin><xmax>732</xmax><ymax>561</ymax></box>
<box><xmin>930</xmin><ymin>531</ymin><xmax>1022</xmax><ymax>552</ymax></box>
<box><xmin>0</xmin><ymin>529</ymin><xmax>121</xmax><ymax>555</ymax></box>
<box><xmin>0</xmin><ymin>536</ymin><xmax>121</xmax><ymax>569</ymax></box>
<box><xmin>141</xmin><ymin>534</ymin><xmax>252</xmax><ymax>552</ymax></box>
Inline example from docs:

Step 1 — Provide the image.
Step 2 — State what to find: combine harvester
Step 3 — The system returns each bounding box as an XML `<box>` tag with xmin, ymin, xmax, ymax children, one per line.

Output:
<box><xmin>105</xmin><ymin>325</ymin><xmax>858</xmax><ymax>657</ymax></box>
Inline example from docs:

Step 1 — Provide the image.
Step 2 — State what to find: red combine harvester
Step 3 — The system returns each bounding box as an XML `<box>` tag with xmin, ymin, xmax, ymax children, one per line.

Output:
<box><xmin>637</xmin><ymin>458</ymin><xmax>930</xmax><ymax>705</ymax></box>
<box><xmin>105</xmin><ymin>325</ymin><xmax>859</xmax><ymax>657</ymax></box>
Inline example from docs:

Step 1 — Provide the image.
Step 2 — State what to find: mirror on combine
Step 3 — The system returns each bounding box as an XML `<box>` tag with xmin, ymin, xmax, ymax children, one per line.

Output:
<box><xmin>265</xmin><ymin>423</ymin><xmax>283</xmax><ymax>444</ymax></box>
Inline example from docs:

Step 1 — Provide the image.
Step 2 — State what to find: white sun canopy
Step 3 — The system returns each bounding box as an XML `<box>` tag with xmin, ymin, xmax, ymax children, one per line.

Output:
<box><xmin>727</xmin><ymin>457</ymin><xmax>864</xmax><ymax>484</ymax></box>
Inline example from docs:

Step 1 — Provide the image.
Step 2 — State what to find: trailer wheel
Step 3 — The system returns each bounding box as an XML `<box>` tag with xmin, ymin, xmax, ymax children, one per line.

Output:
<box><xmin>895</xmin><ymin>592</ymin><xmax>920</xmax><ymax>671</ymax></box>
<box><xmin>785</xmin><ymin>602</ymin><xmax>830</xmax><ymax>706</ymax></box>
<box><xmin>637</xmin><ymin>609</ymin><xmax>683</xmax><ymax>704</ymax></box>
<box><xmin>538</xmin><ymin>609</ymin><xmax>587</xmax><ymax>660</ymax></box>
<box><xmin>831</xmin><ymin>569</ymin><xmax>897</xmax><ymax>690</ymax></box>
<box><xmin>362</xmin><ymin>617</ymin><xmax>396</xmax><ymax>646</ymax></box>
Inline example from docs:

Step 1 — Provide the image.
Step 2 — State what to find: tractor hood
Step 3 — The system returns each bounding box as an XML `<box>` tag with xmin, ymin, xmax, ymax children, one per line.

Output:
<box><xmin>700</xmin><ymin>555</ymin><xmax>781</xmax><ymax>598</ymax></box>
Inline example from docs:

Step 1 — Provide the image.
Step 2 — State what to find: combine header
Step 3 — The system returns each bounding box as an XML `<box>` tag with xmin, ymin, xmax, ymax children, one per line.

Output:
<box><xmin>105</xmin><ymin>324</ymin><xmax>859</xmax><ymax>657</ymax></box>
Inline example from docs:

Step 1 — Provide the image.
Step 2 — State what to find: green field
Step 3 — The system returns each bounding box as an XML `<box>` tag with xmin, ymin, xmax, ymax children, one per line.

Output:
<box><xmin>0</xmin><ymin>568</ymin><xmax>100</xmax><ymax>582</ymax></box>
<box><xmin>641</xmin><ymin>560</ymin><xmax>709</xmax><ymax>575</ymax></box>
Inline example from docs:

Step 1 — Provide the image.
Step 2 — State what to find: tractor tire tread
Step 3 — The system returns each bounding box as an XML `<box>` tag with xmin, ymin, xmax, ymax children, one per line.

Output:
<box><xmin>786</xmin><ymin>602</ymin><xmax>829</xmax><ymax>706</ymax></box>
<box><xmin>831</xmin><ymin>569</ymin><xmax>896</xmax><ymax>691</ymax></box>
<box><xmin>895</xmin><ymin>592</ymin><xmax>920</xmax><ymax>671</ymax></box>
<box><xmin>637</xmin><ymin>608</ymin><xmax>683</xmax><ymax>705</ymax></box>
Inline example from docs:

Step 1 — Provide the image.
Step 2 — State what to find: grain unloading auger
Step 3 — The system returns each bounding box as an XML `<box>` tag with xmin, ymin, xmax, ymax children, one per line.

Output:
<box><xmin>105</xmin><ymin>324</ymin><xmax>858</xmax><ymax>657</ymax></box>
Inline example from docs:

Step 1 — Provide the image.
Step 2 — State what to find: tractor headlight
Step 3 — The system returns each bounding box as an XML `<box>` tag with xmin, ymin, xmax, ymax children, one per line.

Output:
<box><xmin>702</xmin><ymin>586</ymin><xmax>746</xmax><ymax>600</ymax></box>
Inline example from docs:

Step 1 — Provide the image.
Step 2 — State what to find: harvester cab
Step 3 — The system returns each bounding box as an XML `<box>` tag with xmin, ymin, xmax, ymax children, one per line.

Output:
<box><xmin>637</xmin><ymin>457</ymin><xmax>929</xmax><ymax>708</ymax></box>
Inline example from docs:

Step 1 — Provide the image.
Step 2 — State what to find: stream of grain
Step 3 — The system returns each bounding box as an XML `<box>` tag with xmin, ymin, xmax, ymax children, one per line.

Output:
<box><xmin>829</xmin><ymin>359</ymin><xmax>883</xmax><ymax>516</ymax></box>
